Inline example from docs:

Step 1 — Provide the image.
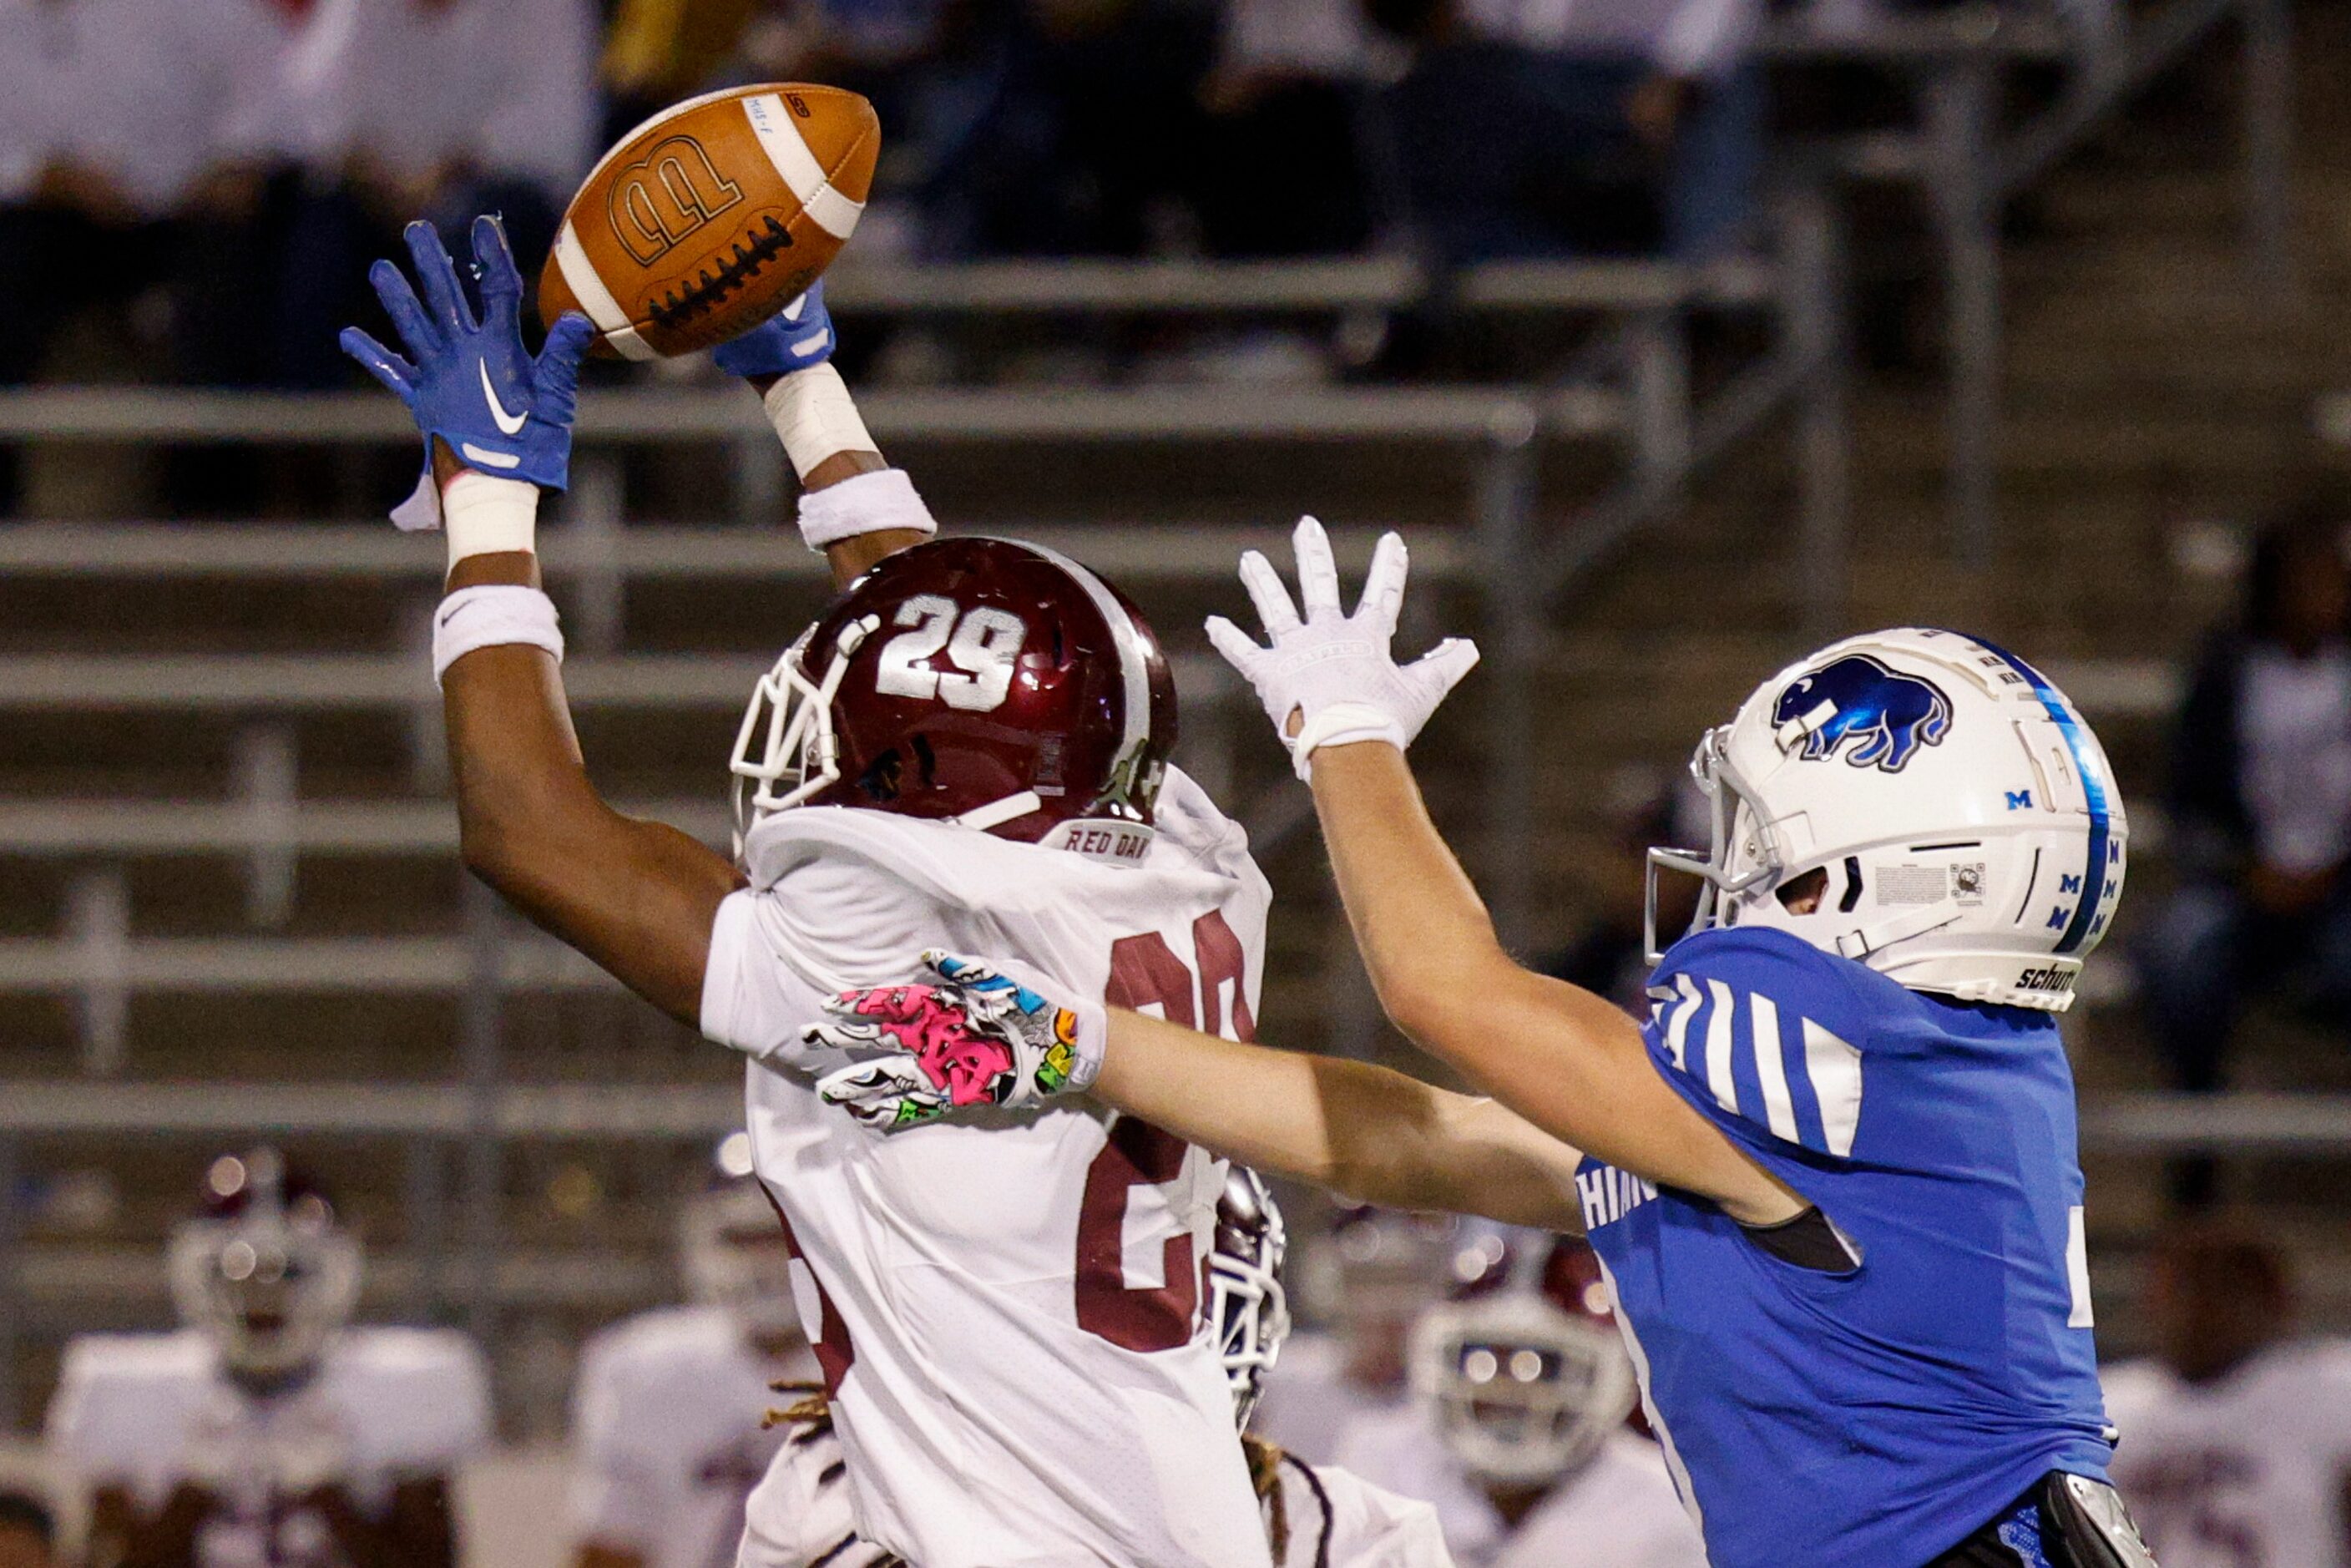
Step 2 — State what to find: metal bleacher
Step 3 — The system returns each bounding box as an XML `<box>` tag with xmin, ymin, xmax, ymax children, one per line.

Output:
<box><xmin>2</xmin><ymin>220</ymin><xmax>2340</xmax><ymax>1434</ymax></box>
<box><xmin>0</xmin><ymin>244</ymin><xmax>1858</xmax><ymax>1428</ymax></box>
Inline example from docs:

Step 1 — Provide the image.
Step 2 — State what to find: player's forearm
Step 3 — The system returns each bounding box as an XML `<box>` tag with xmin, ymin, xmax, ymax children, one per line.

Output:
<box><xmin>433</xmin><ymin>458</ymin><xmax>736</xmax><ymax>1023</ymax></box>
<box><xmin>746</xmin><ymin>363</ymin><xmax>928</xmax><ymax>587</ymax></box>
<box><xmin>1308</xmin><ymin>743</ymin><xmax>1519</xmax><ymax>1048</ymax></box>
<box><xmin>1305</xmin><ymin>745</ymin><xmax>1796</xmax><ymax>1221</ymax></box>
<box><xmin>1095</xmin><ymin>1009</ymin><xmax>1583</xmax><ymax>1229</ymax></box>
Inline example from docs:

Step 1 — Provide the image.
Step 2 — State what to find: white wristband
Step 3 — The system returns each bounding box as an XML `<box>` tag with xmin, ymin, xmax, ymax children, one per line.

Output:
<box><xmin>442</xmin><ymin>472</ymin><xmax>539</xmax><ymax>567</ymax></box>
<box><xmin>795</xmin><ymin>468</ymin><xmax>938</xmax><ymax>553</ymax></box>
<box><xmin>1292</xmin><ymin>702</ymin><xmax>1407</xmax><ymax>781</ymax></box>
<box><xmin>762</xmin><ymin>362</ymin><xmax>877</xmax><ymax>480</ymax></box>
<box><xmin>432</xmin><ymin>585</ymin><xmax>564</xmax><ymax>685</ymax></box>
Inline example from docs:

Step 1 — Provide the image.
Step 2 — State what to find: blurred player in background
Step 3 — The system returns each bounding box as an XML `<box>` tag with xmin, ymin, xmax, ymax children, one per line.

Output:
<box><xmin>569</xmin><ymin>1136</ymin><xmax>820</xmax><ymax>1568</ymax></box>
<box><xmin>1251</xmin><ymin>1206</ymin><xmax>1454</xmax><ymax>1464</ymax></box>
<box><xmin>737</xmin><ymin>1168</ymin><xmax>1454</xmax><ymax>1568</ymax></box>
<box><xmin>46</xmin><ymin>1149</ymin><xmax>490</xmax><ymax>1568</ymax></box>
<box><xmin>344</xmin><ymin>218</ymin><xmax>1279</xmax><ymax>1565</ymax></box>
<box><xmin>1338</xmin><ymin>1231</ymin><xmax>1701</xmax><ymax>1566</ymax></box>
<box><xmin>2102</xmin><ymin>1217</ymin><xmax>2351</xmax><ymax>1566</ymax></box>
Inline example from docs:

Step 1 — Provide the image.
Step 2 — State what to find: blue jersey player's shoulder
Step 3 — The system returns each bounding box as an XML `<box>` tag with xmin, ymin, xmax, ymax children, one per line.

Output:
<box><xmin>1642</xmin><ymin>925</ymin><xmax>1903</xmax><ymax>1163</ymax></box>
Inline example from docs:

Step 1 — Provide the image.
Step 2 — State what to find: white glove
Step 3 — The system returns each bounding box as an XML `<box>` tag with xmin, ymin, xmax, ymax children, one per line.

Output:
<box><xmin>1206</xmin><ymin>517</ymin><xmax>1479</xmax><ymax>780</ymax></box>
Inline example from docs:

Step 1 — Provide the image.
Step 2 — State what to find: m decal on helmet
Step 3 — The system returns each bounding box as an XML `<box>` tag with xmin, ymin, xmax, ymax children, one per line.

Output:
<box><xmin>1772</xmin><ymin>655</ymin><xmax>1954</xmax><ymax>774</ymax></box>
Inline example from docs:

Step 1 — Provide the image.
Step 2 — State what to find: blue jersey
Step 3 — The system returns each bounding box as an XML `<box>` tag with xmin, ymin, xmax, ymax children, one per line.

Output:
<box><xmin>1578</xmin><ymin>927</ymin><xmax>2114</xmax><ymax>1568</ymax></box>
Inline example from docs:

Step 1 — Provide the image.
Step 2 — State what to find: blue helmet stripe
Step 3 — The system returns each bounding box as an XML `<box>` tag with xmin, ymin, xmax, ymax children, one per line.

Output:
<box><xmin>1972</xmin><ymin>638</ymin><xmax>2109</xmax><ymax>955</ymax></box>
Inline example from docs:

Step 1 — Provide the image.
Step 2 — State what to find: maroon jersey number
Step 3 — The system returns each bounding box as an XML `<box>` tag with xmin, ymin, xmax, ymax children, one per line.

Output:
<box><xmin>1073</xmin><ymin>913</ymin><xmax>1255</xmax><ymax>1350</ymax></box>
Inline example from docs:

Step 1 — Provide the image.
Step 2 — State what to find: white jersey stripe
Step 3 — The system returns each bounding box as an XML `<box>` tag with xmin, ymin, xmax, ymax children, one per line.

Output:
<box><xmin>1802</xmin><ymin>1017</ymin><xmax>1864</xmax><ymax>1157</ymax></box>
<box><xmin>1663</xmin><ymin>972</ymin><xmax>1701</xmax><ymax>1070</ymax></box>
<box><xmin>741</xmin><ymin>94</ymin><xmax>865</xmax><ymax>240</ymax></box>
<box><xmin>553</xmin><ymin>222</ymin><xmax>655</xmax><ymax>361</ymax></box>
<box><xmin>1593</xmin><ymin>1254</ymin><xmax>1706</xmax><ymax>1539</ymax></box>
<box><xmin>1749</xmin><ymin>991</ymin><xmax>1800</xmax><ymax>1143</ymax></box>
<box><xmin>1702</xmin><ymin>979</ymin><xmax>1739</xmax><ymax>1114</ymax></box>
<box><xmin>1016</xmin><ymin>540</ymin><xmax>1155</xmax><ymax>766</ymax></box>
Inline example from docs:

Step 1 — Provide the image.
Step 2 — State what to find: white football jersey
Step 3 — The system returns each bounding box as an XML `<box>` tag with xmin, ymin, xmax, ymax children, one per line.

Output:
<box><xmin>700</xmin><ymin>768</ymin><xmax>1274</xmax><ymax>1568</ymax></box>
<box><xmin>1484</xmin><ymin>1432</ymin><xmax>1708</xmax><ymax>1568</ymax></box>
<box><xmin>738</xmin><ymin>1414</ymin><xmax>1452</xmax><ymax>1568</ymax></box>
<box><xmin>47</xmin><ymin>1326</ymin><xmax>489</xmax><ymax>1568</ymax></box>
<box><xmin>1335</xmin><ymin>1407</ymin><xmax>1699</xmax><ymax>1568</ymax></box>
<box><xmin>2104</xmin><ymin>1340</ymin><xmax>2351</xmax><ymax>1568</ymax></box>
<box><xmin>1252</xmin><ymin>1331</ymin><xmax>1410</xmax><ymax>1467</ymax></box>
<box><xmin>1261</xmin><ymin>1448</ymin><xmax>1456</xmax><ymax>1568</ymax></box>
<box><xmin>570</xmin><ymin>1304</ymin><xmax>821</xmax><ymax>1568</ymax></box>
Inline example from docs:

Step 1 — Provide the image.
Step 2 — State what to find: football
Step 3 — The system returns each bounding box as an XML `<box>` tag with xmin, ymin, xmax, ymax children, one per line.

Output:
<box><xmin>538</xmin><ymin>83</ymin><xmax>878</xmax><ymax>359</ymax></box>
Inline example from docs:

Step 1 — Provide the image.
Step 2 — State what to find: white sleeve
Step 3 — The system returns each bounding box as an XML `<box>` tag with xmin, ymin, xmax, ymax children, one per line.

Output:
<box><xmin>45</xmin><ymin>1342</ymin><xmax>105</xmax><ymax>1474</ymax></box>
<box><xmin>1305</xmin><ymin>1464</ymin><xmax>1457</xmax><ymax>1568</ymax></box>
<box><xmin>566</xmin><ymin>1338</ymin><xmax>660</xmax><ymax>1553</ymax></box>
<box><xmin>359</xmin><ymin>1333</ymin><xmax>493</xmax><ymax>1475</ymax></box>
<box><xmin>700</xmin><ymin>852</ymin><xmax>956</xmax><ymax>1065</ymax></box>
<box><xmin>210</xmin><ymin>0</ymin><xmax>298</xmax><ymax>167</ymax></box>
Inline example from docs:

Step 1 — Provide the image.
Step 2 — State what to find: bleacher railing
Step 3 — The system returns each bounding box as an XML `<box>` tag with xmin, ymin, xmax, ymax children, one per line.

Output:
<box><xmin>0</xmin><ymin>246</ymin><xmax>1857</xmax><ymax>1424</ymax></box>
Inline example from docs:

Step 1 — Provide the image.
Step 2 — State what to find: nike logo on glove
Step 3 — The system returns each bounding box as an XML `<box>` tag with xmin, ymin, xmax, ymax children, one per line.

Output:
<box><xmin>479</xmin><ymin>362</ymin><xmax>528</xmax><ymax>436</ymax></box>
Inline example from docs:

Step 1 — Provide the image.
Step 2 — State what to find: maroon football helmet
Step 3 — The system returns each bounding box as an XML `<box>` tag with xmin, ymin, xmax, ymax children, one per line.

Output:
<box><xmin>1410</xmin><ymin>1228</ymin><xmax>1638</xmax><ymax>1485</ymax></box>
<box><xmin>731</xmin><ymin>538</ymin><xmax>1179</xmax><ymax>861</ymax></box>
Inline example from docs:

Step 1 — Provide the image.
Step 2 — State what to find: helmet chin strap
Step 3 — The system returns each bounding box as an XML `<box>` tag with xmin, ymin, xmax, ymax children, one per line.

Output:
<box><xmin>1830</xmin><ymin>903</ymin><xmax>1963</xmax><ymax>961</ymax></box>
<box><xmin>951</xmin><ymin>791</ymin><xmax>1043</xmax><ymax>832</ymax></box>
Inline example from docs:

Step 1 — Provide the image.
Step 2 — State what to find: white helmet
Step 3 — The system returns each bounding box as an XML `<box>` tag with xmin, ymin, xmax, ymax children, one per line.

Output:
<box><xmin>169</xmin><ymin>1149</ymin><xmax>361</xmax><ymax>1382</ymax></box>
<box><xmin>1208</xmin><ymin>1166</ymin><xmax>1291</xmax><ymax>1430</ymax></box>
<box><xmin>1646</xmin><ymin>628</ymin><xmax>2126</xmax><ymax>1012</ymax></box>
<box><xmin>1410</xmin><ymin>1232</ymin><xmax>1636</xmax><ymax>1487</ymax></box>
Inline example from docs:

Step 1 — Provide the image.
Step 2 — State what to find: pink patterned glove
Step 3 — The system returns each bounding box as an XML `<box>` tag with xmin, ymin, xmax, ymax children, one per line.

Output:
<box><xmin>807</xmin><ymin>953</ymin><xmax>1105</xmax><ymax>1131</ymax></box>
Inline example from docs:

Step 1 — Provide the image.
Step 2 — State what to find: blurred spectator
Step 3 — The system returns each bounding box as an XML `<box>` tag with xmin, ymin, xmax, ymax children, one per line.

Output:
<box><xmin>914</xmin><ymin>0</ymin><xmax>1225</xmax><ymax>259</ymax></box>
<box><xmin>2136</xmin><ymin>503</ymin><xmax>2351</xmax><ymax>1098</ymax></box>
<box><xmin>2101</xmin><ymin>1218</ymin><xmax>2351</xmax><ymax>1566</ymax></box>
<box><xmin>1363</xmin><ymin>0</ymin><xmax>1761</xmax><ymax>260</ymax></box>
<box><xmin>46</xmin><ymin>1149</ymin><xmax>490</xmax><ymax>1568</ymax></box>
<box><xmin>0</xmin><ymin>1494</ymin><xmax>55</xmax><ymax>1568</ymax></box>
<box><xmin>1337</xmin><ymin>1229</ymin><xmax>1701</xmax><ymax>1565</ymax></box>
<box><xmin>1191</xmin><ymin>0</ymin><xmax>1382</xmax><ymax>255</ymax></box>
<box><xmin>603</xmin><ymin>0</ymin><xmax>762</xmax><ymax>141</ymax></box>
<box><xmin>0</xmin><ymin>0</ymin><xmax>303</xmax><ymax>392</ymax></box>
<box><xmin>273</xmin><ymin>0</ymin><xmax>597</xmax><ymax>386</ymax></box>
<box><xmin>569</xmin><ymin>1151</ymin><xmax>818</xmax><ymax>1568</ymax></box>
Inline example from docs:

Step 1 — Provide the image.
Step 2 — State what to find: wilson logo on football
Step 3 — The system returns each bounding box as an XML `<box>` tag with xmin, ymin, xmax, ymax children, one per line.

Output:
<box><xmin>607</xmin><ymin>136</ymin><xmax>745</xmax><ymax>266</ymax></box>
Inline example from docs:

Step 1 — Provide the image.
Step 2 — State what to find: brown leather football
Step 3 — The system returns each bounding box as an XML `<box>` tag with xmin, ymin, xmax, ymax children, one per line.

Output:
<box><xmin>538</xmin><ymin>83</ymin><xmax>878</xmax><ymax>359</ymax></box>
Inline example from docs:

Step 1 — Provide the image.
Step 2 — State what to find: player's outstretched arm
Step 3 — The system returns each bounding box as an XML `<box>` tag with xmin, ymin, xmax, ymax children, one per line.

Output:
<box><xmin>1211</xmin><ymin>521</ymin><xmax>1802</xmax><ymax>1228</ymax></box>
<box><xmin>1097</xmin><ymin>1007</ymin><xmax>1586</xmax><ymax>1230</ymax></box>
<box><xmin>345</xmin><ymin>225</ymin><xmax>931</xmax><ymax>1026</ymax></box>
<box><xmin>341</xmin><ymin>216</ymin><xmax>741</xmax><ymax>1024</ymax></box>
<box><xmin>1306</xmin><ymin>743</ymin><xmax>1799</xmax><ymax>1225</ymax></box>
<box><xmin>806</xmin><ymin>955</ymin><xmax>1584</xmax><ymax>1230</ymax></box>
<box><xmin>710</xmin><ymin>283</ymin><xmax>937</xmax><ymax>588</ymax></box>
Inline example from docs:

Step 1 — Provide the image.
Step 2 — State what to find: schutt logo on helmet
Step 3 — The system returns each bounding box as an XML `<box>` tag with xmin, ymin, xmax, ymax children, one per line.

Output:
<box><xmin>1772</xmin><ymin>655</ymin><xmax>1954</xmax><ymax>774</ymax></box>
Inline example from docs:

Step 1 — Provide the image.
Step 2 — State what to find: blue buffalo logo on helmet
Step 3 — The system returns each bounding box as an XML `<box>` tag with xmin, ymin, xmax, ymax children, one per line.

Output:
<box><xmin>1772</xmin><ymin>655</ymin><xmax>1954</xmax><ymax>774</ymax></box>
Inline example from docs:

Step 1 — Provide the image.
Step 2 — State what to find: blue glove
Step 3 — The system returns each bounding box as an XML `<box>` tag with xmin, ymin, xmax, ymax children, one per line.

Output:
<box><xmin>711</xmin><ymin>282</ymin><xmax>837</xmax><ymax>379</ymax></box>
<box><xmin>341</xmin><ymin>215</ymin><xmax>596</xmax><ymax>524</ymax></box>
